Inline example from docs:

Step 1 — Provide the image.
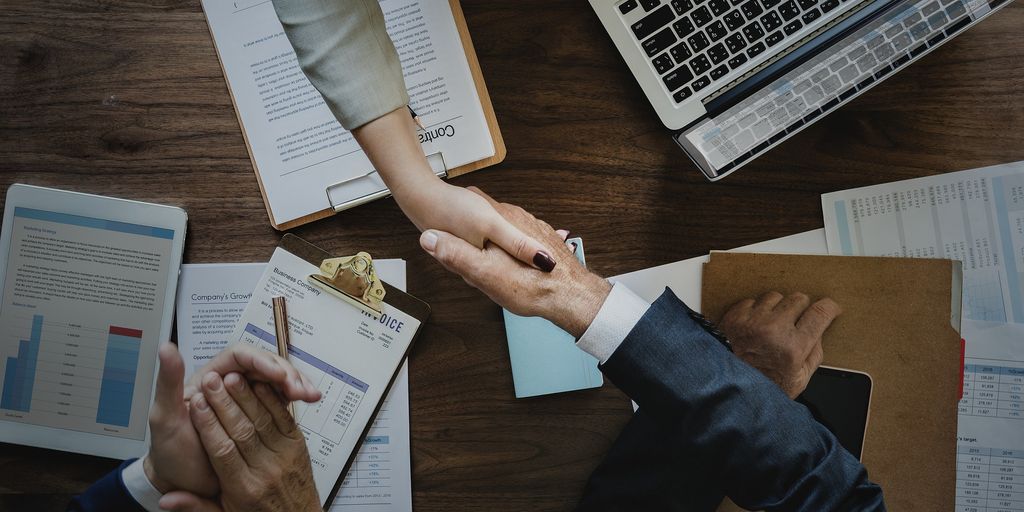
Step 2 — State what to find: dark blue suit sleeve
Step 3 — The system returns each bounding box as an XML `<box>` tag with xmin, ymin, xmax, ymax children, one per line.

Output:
<box><xmin>67</xmin><ymin>458</ymin><xmax>146</xmax><ymax>512</ymax></box>
<box><xmin>591</xmin><ymin>289</ymin><xmax>884</xmax><ymax>511</ymax></box>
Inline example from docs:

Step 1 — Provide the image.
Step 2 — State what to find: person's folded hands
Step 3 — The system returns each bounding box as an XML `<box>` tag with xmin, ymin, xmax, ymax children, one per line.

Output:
<box><xmin>143</xmin><ymin>343</ymin><xmax>321</xmax><ymax>499</ymax></box>
<box><xmin>418</xmin><ymin>186</ymin><xmax>611</xmax><ymax>338</ymax></box>
<box><xmin>159</xmin><ymin>372</ymin><xmax>320</xmax><ymax>512</ymax></box>
<box><xmin>717</xmin><ymin>291</ymin><xmax>842</xmax><ymax>398</ymax></box>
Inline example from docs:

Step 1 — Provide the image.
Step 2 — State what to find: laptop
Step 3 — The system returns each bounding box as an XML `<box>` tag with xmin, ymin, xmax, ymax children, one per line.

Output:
<box><xmin>590</xmin><ymin>0</ymin><xmax>1014</xmax><ymax>180</ymax></box>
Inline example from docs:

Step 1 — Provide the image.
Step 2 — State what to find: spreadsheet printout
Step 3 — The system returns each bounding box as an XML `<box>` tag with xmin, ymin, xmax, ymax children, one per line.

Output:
<box><xmin>222</xmin><ymin>254</ymin><xmax>414</xmax><ymax>510</ymax></box>
<box><xmin>822</xmin><ymin>162</ymin><xmax>1024</xmax><ymax>511</ymax></box>
<box><xmin>823</xmin><ymin>161</ymin><xmax>1024</xmax><ymax>324</ymax></box>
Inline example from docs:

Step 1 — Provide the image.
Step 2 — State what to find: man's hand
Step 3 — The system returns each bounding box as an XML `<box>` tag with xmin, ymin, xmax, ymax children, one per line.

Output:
<box><xmin>717</xmin><ymin>292</ymin><xmax>842</xmax><ymax>398</ymax></box>
<box><xmin>158</xmin><ymin>373</ymin><xmax>320</xmax><ymax>512</ymax></box>
<box><xmin>143</xmin><ymin>343</ymin><xmax>322</xmax><ymax>497</ymax></box>
<box><xmin>418</xmin><ymin>187</ymin><xmax>611</xmax><ymax>338</ymax></box>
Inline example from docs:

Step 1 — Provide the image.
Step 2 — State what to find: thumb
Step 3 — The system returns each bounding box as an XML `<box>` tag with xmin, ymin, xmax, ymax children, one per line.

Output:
<box><xmin>154</xmin><ymin>342</ymin><xmax>186</xmax><ymax>421</ymax></box>
<box><xmin>487</xmin><ymin>215</ymin><xmax>558</xmax><ymax>273</ymax></box>
<box><xmin>159</xmin><ymin>491</ymin><xmax>223</xmax><ymax>512</ymax></box>
<box><xmin>420</xmin><ymin>229</ymin><xmax>490</xmax><ymax>281</ymax></box>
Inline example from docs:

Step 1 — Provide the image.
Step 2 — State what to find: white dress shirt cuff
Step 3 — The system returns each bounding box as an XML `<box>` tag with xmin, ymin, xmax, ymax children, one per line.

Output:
<box><xmin>122</xmin><ymin>457</ymin><xmax>166</xmax><ymax>512</ymax></box>
<box><xmin>576</xmin><ymin>281</ymin><xmax>651</xmax><ymax>364</ymax></box>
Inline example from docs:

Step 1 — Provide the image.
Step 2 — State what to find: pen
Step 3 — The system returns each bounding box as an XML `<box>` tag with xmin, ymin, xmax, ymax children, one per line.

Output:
<box><xmin>407</xmin><ymin>105</ymin><xmax>425</xmax><ymax>131</ymax></box>
<box><xmin>271</xmin><ymin>296</ymin><xmax>297</xmax><ymax>418</ymax></box>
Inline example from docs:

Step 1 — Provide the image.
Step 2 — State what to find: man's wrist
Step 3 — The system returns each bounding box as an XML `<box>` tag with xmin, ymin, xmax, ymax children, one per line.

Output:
<box><xmin>142</xmin><ymin>454</ymin><xmax>172</xmax><ymax>494</ymax></box>
<box><xmin>551</xmin><ymin>272</ymin><xmax>612</xmax><ymax>338</ymax></box>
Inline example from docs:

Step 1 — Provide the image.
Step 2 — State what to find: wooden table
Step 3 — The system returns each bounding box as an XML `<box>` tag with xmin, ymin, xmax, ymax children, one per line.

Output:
<box><xmin>1</xmin><ymin>0</ymin><xmax>1022</xmax><ymax>510</ymax></box>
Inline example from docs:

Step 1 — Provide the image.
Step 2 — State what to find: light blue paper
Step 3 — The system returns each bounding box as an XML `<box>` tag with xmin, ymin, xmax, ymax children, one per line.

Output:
<box><xmin>503</xmin><ymin>238</ymin><xmax>603</xmax><ymax>398</ymax></box>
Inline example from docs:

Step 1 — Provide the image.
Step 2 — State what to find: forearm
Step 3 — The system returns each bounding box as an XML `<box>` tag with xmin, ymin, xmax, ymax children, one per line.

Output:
<box><xmin>271</xmin><ymin>0</ymin><xmax>408</xmax><ymax>130</ymax></box>
<box><xmin>600</xmin><ymin>289</ymin><xmax>883</xmax><ymax>511</ymax></box>
<box><xmin>351</xmin><ymin>108</ymin><xmax>446</xmax><ymax>231</ymax></box>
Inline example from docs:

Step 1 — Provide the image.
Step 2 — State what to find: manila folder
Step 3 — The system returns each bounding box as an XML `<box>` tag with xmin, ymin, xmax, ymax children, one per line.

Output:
<box><xmin>701</xmin><ymin>252</ymin><xmax>962</xmax><ymax>511</ymax></box>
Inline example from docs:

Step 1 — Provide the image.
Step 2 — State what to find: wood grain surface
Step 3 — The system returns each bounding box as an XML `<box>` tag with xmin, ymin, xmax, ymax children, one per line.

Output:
<box><xmin>1</xmin><ymin>0</ymin><xmax>1022</xmax><ymax>510</ymax></box>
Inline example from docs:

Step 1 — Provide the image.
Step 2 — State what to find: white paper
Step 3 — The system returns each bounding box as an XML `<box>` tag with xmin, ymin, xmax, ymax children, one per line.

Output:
<box><xmin>821</xmin><ymin>162</ymin><xmax>1024</xmax><ymax>511</ymax></box>
<box><xmin>177</xmin><ymin>258</ymin><xmax>412</xmax><ymax>511</ymax></box>
<box><xmin>201</xmin><ymin>0</ymin><xmax>494</xmax><ymax>226</ymax></box>
<box><xmin>611</xmin><ymin>229</ymin><xmax>828</xmax><ymax>309</ymax></box>
<box><xmin>823</xmin><ymin>161</ymin><xmax>1024</xmax><ymax>324</ymax></box>
<box><xmin>176</xmin><ymin>263</ymin><xmax>267</xmax><ymax>381</ymax></box>
<box><xmin>0</xmin><ymin>208</ymin><xmax>178</xmax><ymax>440</ymax></box>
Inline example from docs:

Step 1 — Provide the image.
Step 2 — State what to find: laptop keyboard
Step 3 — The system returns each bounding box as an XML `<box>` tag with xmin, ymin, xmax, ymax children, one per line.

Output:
<box><xmin>674</xmin><ymin>0</ymin><xmax>986</xmax><ymax>179</ymax></box>
<box><xmin>622</xmin><ymin>0</ymin><xmax>859</xmax><ymax>102</ymax></box>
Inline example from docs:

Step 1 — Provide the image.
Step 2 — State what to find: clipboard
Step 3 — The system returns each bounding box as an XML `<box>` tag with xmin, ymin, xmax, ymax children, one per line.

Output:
<box><xmin>204</xmin><ymin>0</ymin><xmax>506</xmax><ymax>231</ymax></box>
<box><xmin>275</xmin><ymin>234</ymin><xmax>430</xmax><ymax>509</ymax></box>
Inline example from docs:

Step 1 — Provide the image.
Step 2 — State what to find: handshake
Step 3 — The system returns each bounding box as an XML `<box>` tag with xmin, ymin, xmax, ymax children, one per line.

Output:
<box><xmin>142</xmin><ymin>188</ymin><xmax>839</xmax><ymax>512</ymax></box>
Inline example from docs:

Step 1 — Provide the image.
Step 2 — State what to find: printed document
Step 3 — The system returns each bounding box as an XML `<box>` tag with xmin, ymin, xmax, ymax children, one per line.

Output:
<box><xmin>0</xmin><ymin>208</ymin><xmax>177</xmax><ymax>441</ymax></box>
<box><xmin>202</xmin><ymin>0</ymin><xmax>494</xmax><ymax>226</ymax></box>
<box><xmin>823</xmin><ymin>161</ymin><xmax>1024</xmax><ymax>324</ymax></box>
<box><xmin>822</xmin><ymin>161</ymin><xmax>1024</xmax><ymax>511</ymax></box>
<box><xmin>176</xmin><ymin>263</ymin><xmax>266</xmax><ymax>380</ymax></box>
<box><xmin>179</xmin><ymin>259</ymin><xmax>413</xmax><ymax>511</ymax></box>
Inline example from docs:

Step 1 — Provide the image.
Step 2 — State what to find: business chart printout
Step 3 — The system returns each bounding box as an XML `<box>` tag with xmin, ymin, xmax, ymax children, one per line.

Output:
<box><xmin>823</xmin><ymin>161</ymin><xmax>1024</xmax><ymax>511</ymax></box>
<box><xmin>202</xmin><ymin>0</ymin><xmax>494</xmax><ymax>225</ymax></box>
<box><xmin>229</xmin><ymin>249</ymin><xmax>417</xmax><ymax>509</ymax></box>
<box><xmin>0</xmin><ymin>208</ymin><xmax>176</xmax><ymax>440</ymax></box>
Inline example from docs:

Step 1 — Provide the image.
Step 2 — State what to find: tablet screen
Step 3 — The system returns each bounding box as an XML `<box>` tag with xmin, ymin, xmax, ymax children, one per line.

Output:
<box><xmin>0</xmin><ymin>207</ymin><xmax>177</xmax><ymax>441</ymax></box>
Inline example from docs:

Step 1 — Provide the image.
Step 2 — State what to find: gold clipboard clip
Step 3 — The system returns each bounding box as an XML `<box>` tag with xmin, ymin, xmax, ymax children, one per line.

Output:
<box><xmin>307</xmin><ymin>252</ymin><xmax>386</xmax><ymax>317</ymax></box>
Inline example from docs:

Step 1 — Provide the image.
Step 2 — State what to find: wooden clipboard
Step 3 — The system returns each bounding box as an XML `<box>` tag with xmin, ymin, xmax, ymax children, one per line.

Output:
<box><xmin>207</xmin><ymin>0</ymin><xmax>506</xmax><ymax>231</ymax></box>
<box><xmin>278</xmin><ymin>234</ymin><xmax>430</xmax><ymax>509</ymax></box>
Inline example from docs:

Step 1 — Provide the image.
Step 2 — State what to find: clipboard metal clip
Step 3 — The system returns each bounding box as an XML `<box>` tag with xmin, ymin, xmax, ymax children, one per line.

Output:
<box><xmin>326</xmin><ymin>152</ymin><xmax>448</xmax><ymax>213</ymax></box>
<box><xmin>307</xmin><ymin>252</ymin><xmax>386</xmax><ymax>317</ymax></box>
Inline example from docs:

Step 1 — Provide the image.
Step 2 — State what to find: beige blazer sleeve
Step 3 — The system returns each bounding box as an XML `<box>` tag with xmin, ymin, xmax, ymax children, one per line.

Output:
<box><xmin>271</xmin><ymin>0</ymin><xmax>409</xmax><ymax>130</ymax></box>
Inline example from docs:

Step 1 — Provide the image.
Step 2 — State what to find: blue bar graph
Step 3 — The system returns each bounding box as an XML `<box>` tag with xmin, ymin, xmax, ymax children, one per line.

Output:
<box><xmin>1</xmin><ymin>315</ymin><xmax>43</xmax><ymax>412</ymax></box>
<box><xmin>95</xmin><ymin>326</ymin><xmax>142</xmax><ymax>427</ymax></box>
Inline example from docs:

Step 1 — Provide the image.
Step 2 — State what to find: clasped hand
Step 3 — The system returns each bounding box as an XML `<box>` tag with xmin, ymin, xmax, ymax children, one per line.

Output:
<box><xmin>143</xmin><ymin>343</ymin><xmax>322</xmax><ymax>512</ymax></box>
<box><xmin>418</xmin><ymin>187</ymin><xmax>841</xmax><ymax>398</ymax></box>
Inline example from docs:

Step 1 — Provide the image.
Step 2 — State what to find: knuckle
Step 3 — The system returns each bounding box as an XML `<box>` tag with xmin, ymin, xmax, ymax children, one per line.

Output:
<box><xmin>235</xmin><ymin>422</ymin><xmax>258</xmax><ymax>445</ymax></box>
<box><xmin>253</xmin><ymin>413</ymin><xmax>274</xmax><ymax>433</ymax></box>
<box><xmin>511</xmin><ymin>236</ymin><xmax>530</xmax><ymax>259</ymax></box>
<box><xmin>212</xmin><ymin>440</ymin><xmax>238</xmax><ymax>461</ymax></box>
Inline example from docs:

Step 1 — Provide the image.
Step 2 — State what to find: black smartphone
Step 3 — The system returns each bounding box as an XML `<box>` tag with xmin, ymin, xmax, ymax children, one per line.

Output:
<box><xmin>796</xmin><ymin>366</ymin><xmax>873</xmax><ymax>460</ymax></box>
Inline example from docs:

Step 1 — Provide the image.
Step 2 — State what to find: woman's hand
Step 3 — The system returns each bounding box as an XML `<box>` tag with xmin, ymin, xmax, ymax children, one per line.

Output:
<box><xmin>401</xmin><ymin>181</ymin><xmax>560</xmax><ymax>272</ymax></box>
<box><xmin>351</xmin><ymin>107</ymin><xmax>560</xmax><ymax>272</ymax></box>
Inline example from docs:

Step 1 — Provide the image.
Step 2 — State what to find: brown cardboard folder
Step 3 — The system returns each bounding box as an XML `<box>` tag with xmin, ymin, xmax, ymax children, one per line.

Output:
<box><xmin>701</xmin><ymin>252</ymin><xmax>963</xmax><ymax>511</ymax></box>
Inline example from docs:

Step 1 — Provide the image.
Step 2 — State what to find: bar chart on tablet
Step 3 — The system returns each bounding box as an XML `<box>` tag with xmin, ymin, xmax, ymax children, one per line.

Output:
<box><xmin>1</xmin><ymin>314</ymin><xmax>143</xmax><ymax>429</ymax></box>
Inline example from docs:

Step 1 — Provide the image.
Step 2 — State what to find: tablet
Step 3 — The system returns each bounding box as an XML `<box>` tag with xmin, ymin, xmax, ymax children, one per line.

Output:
<box><xmin>0</xmin><ymin>184</ymin><xmax>187</xmax><ymax>460</ymax></box>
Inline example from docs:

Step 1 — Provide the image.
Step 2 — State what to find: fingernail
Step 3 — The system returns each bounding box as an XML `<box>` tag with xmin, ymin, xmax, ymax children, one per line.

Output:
<box><xmin>194</xmin><ymin>396</ymin><xmax>209</xmax><ymax>411</ymax></box>
<box><xmin>205</xmin><ymin>373</ymin><xmax>222</xmax><ymax>391</ymax></box>
<box><xmin>533</xmin><ymin>251</ymin><xmax>556</xmax><ymax>272</ymax></box>
<box><xmin>420</xmin><ymin>230</ymin><xmax>438</xmax><ymax>253</ymax></box>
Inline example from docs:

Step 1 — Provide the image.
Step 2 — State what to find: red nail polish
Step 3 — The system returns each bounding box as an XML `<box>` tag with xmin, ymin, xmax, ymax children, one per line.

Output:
<box><xmin>534</xmin><ymin>251</ymin><xmax>556</xmax><ymax>272</ymax></box>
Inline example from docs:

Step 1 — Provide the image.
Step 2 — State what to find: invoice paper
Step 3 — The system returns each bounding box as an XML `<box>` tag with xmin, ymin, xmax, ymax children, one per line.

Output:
<box><xmin>180</xmin><ymin>259</ymin><xmax>413</xmax><ymax>510</ymax></box>
<box><xmin>202</xmin><ymin>0</ymin><xmax>494</xmax><ymax>226</ymax></box>
<box><xmin>822</xmin><ymin>162</ymin><xmax>1024</xmax><ymax>511</ymax></box>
